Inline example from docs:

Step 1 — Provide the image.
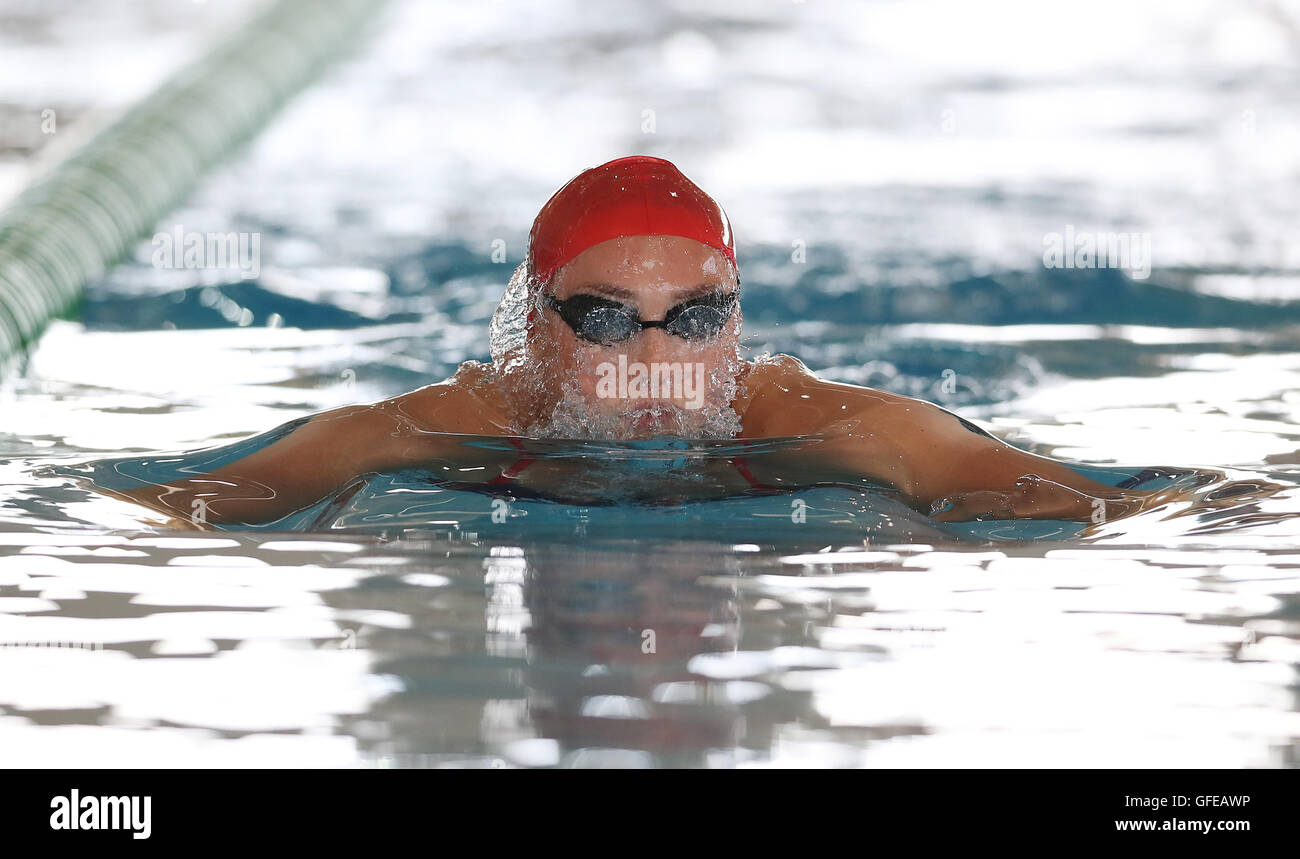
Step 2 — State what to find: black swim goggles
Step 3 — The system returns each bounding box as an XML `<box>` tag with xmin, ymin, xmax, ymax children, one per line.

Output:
<box><xmin>543</xmin><ymin>290</ymin><xmax>738</xmax><ymax>345</ymax></box>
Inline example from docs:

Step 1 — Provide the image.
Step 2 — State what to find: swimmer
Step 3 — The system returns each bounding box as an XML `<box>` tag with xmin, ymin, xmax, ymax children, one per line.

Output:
<box><xmin>113</xmin><ymin>156</ymin><xmax>1180</xmax><ymax>527</ymax></box>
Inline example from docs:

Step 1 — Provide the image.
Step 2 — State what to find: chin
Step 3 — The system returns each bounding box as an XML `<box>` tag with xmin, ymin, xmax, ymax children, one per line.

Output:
<box><xmin>527</xmin><ymin>384</ymin><xmax>739</xmax><ymax>440</ymax></box>
<box><xmin>624</xmin><ymin>403</ymin><xmax>706</xmax><ymax>438</ymax></box>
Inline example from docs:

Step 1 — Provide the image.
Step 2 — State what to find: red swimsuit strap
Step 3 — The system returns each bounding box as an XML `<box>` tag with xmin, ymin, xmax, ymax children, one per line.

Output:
<box><xmin>486</xmin><ymin>436</ymin><xmax>537</xmax><ymax>485</ymax></box>
<box><xmin>731</xmin><ymin>455</ymin><xmax>777</xmax><ymax>490</ymax></box>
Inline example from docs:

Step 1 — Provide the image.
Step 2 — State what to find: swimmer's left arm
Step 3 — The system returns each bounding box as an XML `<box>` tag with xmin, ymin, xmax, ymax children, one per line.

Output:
<box><xmin>884</xmin><ymin>403</ymin><xmax>1168</xmax><ymax>523</ymax></box>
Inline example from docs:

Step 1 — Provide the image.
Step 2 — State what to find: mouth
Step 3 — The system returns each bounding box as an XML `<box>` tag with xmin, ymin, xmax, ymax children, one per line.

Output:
<box><xmin>630</xmin><ymin>404</ymin><xmax>680</xmax><ymax>435</ymax></box>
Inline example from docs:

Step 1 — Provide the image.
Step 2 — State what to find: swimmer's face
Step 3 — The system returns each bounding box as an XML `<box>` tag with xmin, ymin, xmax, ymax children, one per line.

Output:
<box><xmin>531</xmin><ymin>235</ymin><xmax>742</xmax><ymax>437</ymax></box>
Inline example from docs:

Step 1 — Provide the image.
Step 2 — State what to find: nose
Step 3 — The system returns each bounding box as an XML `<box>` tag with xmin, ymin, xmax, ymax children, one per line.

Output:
<box><xmin>626</xmin><ymin>325</ymin><xmax>678</xmax><ymax>366</ymax></box>
<box><xmin>618</xmin><ymin>326</ymin><xmax>705</xmax><ymax>410</ymax></box>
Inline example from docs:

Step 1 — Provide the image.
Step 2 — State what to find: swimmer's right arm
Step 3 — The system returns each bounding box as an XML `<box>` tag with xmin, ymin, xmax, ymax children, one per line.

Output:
<box><xmin>112</xmin><ymin>405</ymin><xmax>412</xmax><ymax>527</ymax></box>
<box><xmin>113</xmin><ymin>374</ymin><xmax>512</xmax><ymax>527</ymax></box>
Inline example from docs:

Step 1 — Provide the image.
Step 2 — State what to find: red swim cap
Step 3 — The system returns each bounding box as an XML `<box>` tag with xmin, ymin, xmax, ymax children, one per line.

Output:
<box><xmin>528</xmin><ymin>156</ymin><xmax>736</xmax><ymax>284</ymax></box>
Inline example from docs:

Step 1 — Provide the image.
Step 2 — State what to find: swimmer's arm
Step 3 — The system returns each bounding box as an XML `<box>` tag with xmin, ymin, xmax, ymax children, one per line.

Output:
<box><xmin>111</xmin><ymin>405</ymin><xmax>406</xmax><ymax>527</ymax></box>
<box><xmin>113</xmin><ymin>380</ymin><xmax>510</xmax><ymax>527</ymax></box>
<box><xmin>886</xmin><ymin>403</ymin><xmax>1169</xmax><ymax>522</ymax></box>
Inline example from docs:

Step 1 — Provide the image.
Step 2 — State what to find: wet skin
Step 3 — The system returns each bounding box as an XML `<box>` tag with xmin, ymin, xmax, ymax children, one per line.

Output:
<box><xmin>113</xmin><ymin>235</ymin><xmax>1202</xmax><ymax>528</ymax></box>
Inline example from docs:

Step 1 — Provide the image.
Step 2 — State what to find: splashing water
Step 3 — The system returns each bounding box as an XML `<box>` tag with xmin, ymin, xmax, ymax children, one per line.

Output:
<box><xmin>487</xmin><ymin>260</ymin><xmax>534</xmax><ymax>376</ymax></box>
<box><xmin>488</xmin><ymin>259</ymin><xmax>746</xmax><ymax>439</ymax></box>
<box><xmin>522</xmin><ymin>375</ymin><xmax>744</xmax><ymax>440</ymax></box>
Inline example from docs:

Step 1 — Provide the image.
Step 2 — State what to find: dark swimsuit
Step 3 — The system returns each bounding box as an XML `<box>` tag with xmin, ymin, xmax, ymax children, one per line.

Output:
<box><xmin>484</xmin><ymin>437</ymin><xmax>775</xmax><ymax>490</ymax></box>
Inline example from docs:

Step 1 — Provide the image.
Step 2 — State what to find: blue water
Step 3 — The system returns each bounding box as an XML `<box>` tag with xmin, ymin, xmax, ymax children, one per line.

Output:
<box><xmin>2</xmin><ymin>0</ymin><xmax>1300</xmax><ymax>767</ymax></box>
<box><xmin>49</xmin><ymin>419</ymin><xmax>1204</xmax><ymax>543</ymax></box>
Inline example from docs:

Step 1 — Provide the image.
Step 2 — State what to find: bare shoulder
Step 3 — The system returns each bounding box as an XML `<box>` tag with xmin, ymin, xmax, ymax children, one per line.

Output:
<box><xmin>283</xmin><ymin>361</ymin><xmax>511</xmax><ymax>469</ymax></box>
<box><xmin>379</xmin><ymin>360</ymin><xmax>513</xmax><ymax>435</ymax></box>
<box><xmin>736</xmin><ymin>353</ymin><xmax>927</xmax><ymax>437</ymax></box>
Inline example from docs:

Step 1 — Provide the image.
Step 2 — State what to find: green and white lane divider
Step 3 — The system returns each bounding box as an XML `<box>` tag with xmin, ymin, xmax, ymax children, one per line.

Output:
<box><xmin>0</xmin><ymin>0</ymin><xmax>386</xmax><ymax>370</ymax></box>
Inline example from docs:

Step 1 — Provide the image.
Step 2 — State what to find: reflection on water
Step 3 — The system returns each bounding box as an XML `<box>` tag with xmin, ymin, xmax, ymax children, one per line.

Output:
<box><xmin>2</xmin><ymin>0</ymin><xmax>1300</xmax><ymax>766</ymax></box>
<box><xmin>1</xmin><ymin>533</ymin><xmax>1298</xmax><ymax>767</ymax></box>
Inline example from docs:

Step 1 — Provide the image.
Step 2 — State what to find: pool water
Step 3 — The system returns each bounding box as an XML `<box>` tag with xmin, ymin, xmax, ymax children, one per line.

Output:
<box><xmin>2</xmin><ymin>0</ymin><xmax>1300</xmax><ymax>767</ymax></box>
<box><xmin>47</xmin><ymin>424</ymin><xmax>1217</xmax><ymax>543</ymax></box>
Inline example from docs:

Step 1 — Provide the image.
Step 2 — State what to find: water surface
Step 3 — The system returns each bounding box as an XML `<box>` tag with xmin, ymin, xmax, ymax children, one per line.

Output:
<box><xmin>2</xmin><ymin>0</ymin><xmax>1300</xmax><ymax>767</ymax></box>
